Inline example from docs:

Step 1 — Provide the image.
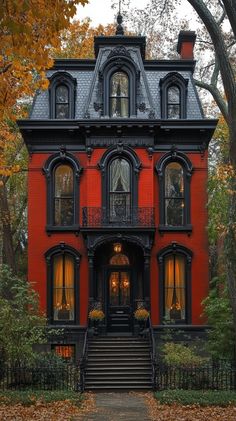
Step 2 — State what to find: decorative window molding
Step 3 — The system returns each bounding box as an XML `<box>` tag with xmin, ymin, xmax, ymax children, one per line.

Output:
<box><xmin>43</xmin><ymin>148</ymin><xmax>82</xmax><ymax>232</ymax></box>
<box><xmin>48</xmin><ymin>72</ymin><xmax>77</xmax><ymax>119</ymax></box>
<box><xmin>45</xmin><ymin>243</ymin><xmax>81</xmax><ymax>325</ymax></box>
<box><xmin>98</xmin><ymin>143</ymin><xmax>141</xmax><ymax>222</ymax></box>
<box><xmin>156</xmin><ymin>150</ymin><xmax>193</xmax><ymax>232</ymax></box>
<box><xmin>159</xmin><ymin>72</ymin><xmax>188</xmax><ymax>119</ymax></box>
<box><xmin>100</xmin><ymin>55</ymin><xmax>140</xmax><ymax>118</ymax></box>
<box><xmin>157</xmin><ymin>242</ymin><xmax>192</xmax><ymax>324</ymax></box>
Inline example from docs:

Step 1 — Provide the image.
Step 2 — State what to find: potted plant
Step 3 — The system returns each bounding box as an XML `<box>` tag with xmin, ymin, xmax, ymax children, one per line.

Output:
<box><xmin>134</xmin><ymin>308</ymin><xmax>149</xmax><ymax>333</ymax></box>
<box><xmin>88</xmin><ymin>309</ymin><xmax>105</xmax><ymax>335</ymax></box>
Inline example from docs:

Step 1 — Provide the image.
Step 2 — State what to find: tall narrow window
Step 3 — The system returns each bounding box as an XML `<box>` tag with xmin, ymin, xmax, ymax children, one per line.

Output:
<box><xmin>165</xmin><ymin>162</ymin><xmax>184</xmax><ymax>226</ymax></box>
<box><xmin>54</xmin><ymin>164</ymin><xmax>74</xmax><ymax>226</ymax></box>
<box><xmin>110</xmin><ymin>72</ymin><xmax>129</xmax><ymax>117</ymax></box>
<box><xmin>55</xmin><ymin>85</ymin><xmax>69</xmax><ymax>119</ymax></box>
<box><xmin>164</xmin><ymin>254</ymin><xmax>186</xmax><ymax>322</ymax></box>
<box><xmin>167</xmin><ymin>85</ymin><xmax>180</xmax><ymax>119</ymax></box>
<box><xmin>109</xmin><ymin>158</ymin><xmax>131</xmax><ymax>222</ymax></box>
<box><xmin>53</xmin><ymin>253</ymin><xmax>75</xmax><ymax>321</ymax></box>
<box><xmin>159</xmin><ymin>72</ymin><xmax>188</xmax><ymax>119</ymax></box>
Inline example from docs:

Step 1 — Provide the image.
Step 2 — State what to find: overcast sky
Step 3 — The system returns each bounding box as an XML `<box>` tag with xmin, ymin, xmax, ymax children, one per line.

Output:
<box><xmin>76</xmin><ymin>0</ymin><xmax>197</xmax><ymax>27</ymax></box>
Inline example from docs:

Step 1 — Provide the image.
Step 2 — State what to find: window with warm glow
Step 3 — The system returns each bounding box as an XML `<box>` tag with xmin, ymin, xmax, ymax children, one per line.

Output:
<box><xmin>164</xmin><ymin>254</ymin><xmax>186</xmax><ymax>322</ymax></box>
<box><xmin>53</xmin><ymin>253</ymin><xmax>75</xmax><ymax>321</ymax></box>
<box><xmin>54</xmin><ymin>345</ymin><xmax>75</xmax><ymax>361</ymax></box>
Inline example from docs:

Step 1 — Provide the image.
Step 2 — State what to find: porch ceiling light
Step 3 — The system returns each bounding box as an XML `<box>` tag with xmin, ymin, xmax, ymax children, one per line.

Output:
<box><xmin>113</xmin><ymin>242</ymin><xmax>122</xmax><ymax>253</ymax></box>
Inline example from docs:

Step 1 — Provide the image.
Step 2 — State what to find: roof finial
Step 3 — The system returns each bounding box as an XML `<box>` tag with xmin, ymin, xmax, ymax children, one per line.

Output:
<box><xmin>116</xmin><ymin>0</ymin><xmax>124</xmax><ymax>36</ymax></box>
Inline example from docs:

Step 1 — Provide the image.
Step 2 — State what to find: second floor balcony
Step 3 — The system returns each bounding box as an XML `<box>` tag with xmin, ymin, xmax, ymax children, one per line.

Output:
<box><xmin>82</xmin><ymin>207</ymin><xmax>155</xmax><ymax>229</ymax></box>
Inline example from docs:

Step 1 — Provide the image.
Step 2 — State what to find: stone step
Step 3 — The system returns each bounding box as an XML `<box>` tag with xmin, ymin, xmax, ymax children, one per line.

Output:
<box><xmin>84</xmin><ymin>384</ymin><xmax>153</xmax><ymax>390</ymax></box>
<box><xmin>87</xmin><ymin>360</ymin><xmax>151</xmax><ymax>369</ymax></box>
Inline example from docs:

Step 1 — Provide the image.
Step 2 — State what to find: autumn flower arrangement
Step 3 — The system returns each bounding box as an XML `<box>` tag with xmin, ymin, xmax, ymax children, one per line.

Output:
<box><xmin>88</xmin><ymin>309</ymin><xmax>105</xmax><ymax>321</ymax></box>
<box><xmin>134</xmin><ymin>308</ymin><xmax>149</xmax><ymax>321</ymax></box>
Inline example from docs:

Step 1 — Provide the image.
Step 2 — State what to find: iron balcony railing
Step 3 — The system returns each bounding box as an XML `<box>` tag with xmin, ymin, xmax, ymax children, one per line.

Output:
<box><xmin>82</xmin><ymin>207</ymin><xmax>155</xmax><ymax>228</ymax></box>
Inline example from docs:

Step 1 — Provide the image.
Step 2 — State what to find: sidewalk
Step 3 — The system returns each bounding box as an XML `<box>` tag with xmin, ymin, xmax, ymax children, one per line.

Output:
<box><xmin>73</xmin><ymin>392</ymin><xmax>151</xmax><ymax>421</ymax></box>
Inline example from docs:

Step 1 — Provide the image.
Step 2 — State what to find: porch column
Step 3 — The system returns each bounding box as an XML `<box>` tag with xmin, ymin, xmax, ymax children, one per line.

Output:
<box><xmin>144</xmin><ymin>254</ymin><xmax>151</xmax><ymax>309</ymax></box>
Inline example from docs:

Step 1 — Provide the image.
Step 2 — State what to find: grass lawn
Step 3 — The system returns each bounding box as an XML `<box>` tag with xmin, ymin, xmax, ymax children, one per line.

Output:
<box><xmin>0</xmin><ymin>390</ymin><xmax>83</xmax><ymax>406</ymax></box>
<box><xmin>154</xmin><ymin>389</ymin><xmax>236</xmax><ymax>406</ymax></box>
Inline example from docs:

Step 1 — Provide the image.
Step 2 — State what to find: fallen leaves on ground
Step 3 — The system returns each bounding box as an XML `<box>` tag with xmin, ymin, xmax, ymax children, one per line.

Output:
<box><xmin>144</xmin><ymin>392</ymin><xmax>236</xmax><ymax>421</ymax></box>
<box><xmin>0</xmin><ymin>392</ymin><xmax>95</xmax><ymax>421</ymax></box>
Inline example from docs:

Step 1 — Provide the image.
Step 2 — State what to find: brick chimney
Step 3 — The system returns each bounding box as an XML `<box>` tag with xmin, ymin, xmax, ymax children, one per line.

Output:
<box><xmin>177</xmin><ymin>31</ymin><xmax>196</xmax><ymax>59</ymax></box>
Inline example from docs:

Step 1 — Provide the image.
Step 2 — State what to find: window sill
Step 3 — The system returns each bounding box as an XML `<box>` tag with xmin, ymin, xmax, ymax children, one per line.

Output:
<box><xmin>46</xmin><ymin>225</ymin><xmax>80</xmax><ymax>233</ymax></box>
<box><xmin>158</xmin><ymin>224</ymin><xmax>192</xmax><ymax>233</ymax></box>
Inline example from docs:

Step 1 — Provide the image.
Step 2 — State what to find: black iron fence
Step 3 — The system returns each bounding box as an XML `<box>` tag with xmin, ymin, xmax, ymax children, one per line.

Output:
<box><xmin>82</xmin><ymin>207</ymin><xmax>155</xmax><ymax>228</ymax></box>
<box><xmin>155</xmin><ymin>360</ymin><xmax>236</xmax><ymax>391</ymax></box>
<box><xmin>0</xmin><ymin>364</ymin><xmax>80</xmax><ymax>391</ymax></box>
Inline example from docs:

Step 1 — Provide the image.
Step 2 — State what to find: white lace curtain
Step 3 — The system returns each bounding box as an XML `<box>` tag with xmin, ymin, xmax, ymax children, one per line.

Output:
<box><xmin>110</xmin><ymin>158</ymin><xmax>130</xmax><ymax>192</ymax></box>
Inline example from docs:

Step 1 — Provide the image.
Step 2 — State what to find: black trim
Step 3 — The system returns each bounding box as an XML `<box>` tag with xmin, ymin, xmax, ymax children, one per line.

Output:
<box><xmin>48</xmin><ymin>72</ymin><xmax>77</xmax><ymax>119</ymax></box>
<box><xmin>45</xmin><ymin>243</ymin><xmax>81</xmax><ymax>325</ymax></box>
<box><xmin>157</xmin><ymin>242</ymin><xmax>192</xmax><ymax>325</ymax></box>
<box><xmin>156</xmin><ymin>150</ymin><xmax>193</xmax><ymax>230</ymax></box>
<box><xmin>17</xmin><ymin>119</ymin><xmax>218</xmax><ymax>152</ymax></box>
<box><xmin>160</xmin><ymin>72</ymin><xmax>188</xmax><ymax>119</ymax></box>
<box><xmin>43</xmin><ymin>150</ymin><xmax>82</xmax><ymax>231</ymax></box>
<box><xmin>94</xmin><ymin>36</ymin><xmax>146</xmax><ymax>59</ymax></box>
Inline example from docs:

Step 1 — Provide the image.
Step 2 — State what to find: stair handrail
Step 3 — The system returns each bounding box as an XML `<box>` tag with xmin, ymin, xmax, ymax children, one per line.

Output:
<box><xmin>79</xmin><ymin>328</ymin><xmax>88</xmax><ymax>392</ymax></box>
<box><xmin>147</xmin><ymin>315</ymin><xmax>157</xmax><ymax>390</ymax></box>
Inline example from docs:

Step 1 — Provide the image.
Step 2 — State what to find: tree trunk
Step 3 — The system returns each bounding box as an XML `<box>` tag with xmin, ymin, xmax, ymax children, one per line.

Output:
<box><xmin>0</xmin><ymin>183</ymin><xmax>16</xmax><ymax>272</ymax></box>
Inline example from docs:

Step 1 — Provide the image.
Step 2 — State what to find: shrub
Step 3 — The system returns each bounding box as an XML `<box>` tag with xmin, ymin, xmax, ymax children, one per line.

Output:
<box><xmin>162</xmin><ymin>342</ymin><xmax>209</xmax><ymax>367</ymax></box>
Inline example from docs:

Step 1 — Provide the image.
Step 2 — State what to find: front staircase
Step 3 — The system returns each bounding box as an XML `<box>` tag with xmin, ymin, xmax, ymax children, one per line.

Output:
<box><xmin>84</xmin><ymin>336</ymin><xmax>153</xmax><ymax>390</ymax></box>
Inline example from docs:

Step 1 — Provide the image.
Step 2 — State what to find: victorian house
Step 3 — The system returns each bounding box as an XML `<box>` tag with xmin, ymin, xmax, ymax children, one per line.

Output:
<box><xmin>18</xmin><ymin>18</ymin><xmax>217</xmax><ymax>371</ymax></box>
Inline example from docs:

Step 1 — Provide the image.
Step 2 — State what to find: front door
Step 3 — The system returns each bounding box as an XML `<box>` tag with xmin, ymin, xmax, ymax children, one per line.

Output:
<box><xmin>107</xmin><ymin>269</ymin><xmax>131</xmax><ymax>332</ymax></box>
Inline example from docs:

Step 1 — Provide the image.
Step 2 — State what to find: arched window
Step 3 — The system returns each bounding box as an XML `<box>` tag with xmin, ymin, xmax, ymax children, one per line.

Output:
<box><xmin>45</xmin><ymin>245</ymin><xmax>81</xmax><ymax>324</ymax></box>
<box><xmin>55</xmin><ymin>85</ymin><xmax>69</xmax><ymax>119</ymax></box>
<box><xmin>164</xmin><ymin>162</ymin><xmax>184</xmax><ymax>226</ymax></box>
<box><xmin>156</xmin><ymin>151</ymin><xmax>193</xmax><ymax>231</ymax></box>
<box><xmin>110</xmin><ymin>72</ymin><xmax>129</xmax><ymax>117</ymax></box>
<box><xmin>99</xmin><ymin>145</ymin><xmax>141</xmax><ymax>225</ymax></box>
<box><xmin>160</xmin><ymin>72</ymin><xmax>188</xmax><ymax>119</ymax></box>
<box><xmin>43</xmin><ymin>152</ymin><xmax>82</xmax><ymax>231</ymax></box>
<box><xmin>54</xmin><ymin>164</ymin><xmax>74</xmax><ymax>226</ymax></box>
<box><xmin>109</xmin><ymin>158</ymin><xmax>131</xmax><ymax>222</ymax></box>
<box><xmin>99</xmin><ymin>54</ymin><xmax>139</xmax><ymax>117</ymax></box>
<box><xmin>48</xmin><ymin>72</ymin><xmax>76</xmax><ymax>119</ymax></box>
<box><xmin>158</xmin><ymin>243</ymin><xmax>192</xmax><ymax>324</ymax></box>
<box><xmin>167</xmin><ymin>85</ymin><xmax>180</xmax><ymax>119</ymax></box>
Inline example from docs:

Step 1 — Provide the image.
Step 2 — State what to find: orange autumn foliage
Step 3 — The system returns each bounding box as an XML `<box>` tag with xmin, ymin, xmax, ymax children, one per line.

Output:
<box><xmin>0</xmin><ymin>0</ymin><xmax>88</xmax><ymax>176</ymax></box>
<box><xmin>52</xmin><ymin>18</ymin><xmax>116</xmax><ymax>59</ymax></box>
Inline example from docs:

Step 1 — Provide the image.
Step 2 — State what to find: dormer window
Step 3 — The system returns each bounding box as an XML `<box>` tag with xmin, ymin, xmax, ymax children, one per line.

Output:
<box><xmin>160</xmin><ymin>72</ymin><xmax>188</xmax><ymax>119</ymax></box>
<box><xmin>110</xmin><ymin>72</ymin><xmax>129</xmax><ymax>118</ymax></box>
<box><xmin>48</xmin><ymin>72</ymin><xmax>76</xmax><ymax>119</ymax></box>
<box><xmin>55</xmin><ymin>85</ymin><xmax>69</xmax><ymax>119</ymax></box>
<box><xmin>167</xmin><ymin>85</ymin><xmax>180</xmax><ymax>119</ymax></box>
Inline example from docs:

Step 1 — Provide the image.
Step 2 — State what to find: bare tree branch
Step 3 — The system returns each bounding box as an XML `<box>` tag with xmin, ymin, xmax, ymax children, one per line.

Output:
<box><xmin>188</xmin><ymin>0</ymin><xmax>235</xmax><ymax>113</ymax></box>
<box><xmin>222</xmin><ymin>0</ymin><xmax>236</xmax><ymax>39</ymax></box>
<box><xmin>194</xmin><ymin>78</ymin><xmax>228</xmax><ymax>122</ymax></box>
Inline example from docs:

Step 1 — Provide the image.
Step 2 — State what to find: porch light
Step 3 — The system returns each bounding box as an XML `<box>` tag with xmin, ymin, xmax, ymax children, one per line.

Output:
<box><xmin>113</xmin><ymin>242</ymin><xmax>122</xmax><ymax>253</ymax></box>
